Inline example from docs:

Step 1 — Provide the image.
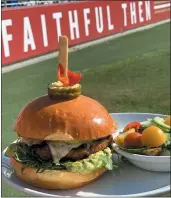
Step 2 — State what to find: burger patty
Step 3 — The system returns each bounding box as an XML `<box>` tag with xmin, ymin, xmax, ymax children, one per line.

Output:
<box><xmin>63</xmin><ymin>135</ymin><xmax>113</xmax><ymax>161</ymax></box>
<box><xmin>32</xmin><ymin>135</ymin><xmax>113</xmax><ymax>161</ymax></box>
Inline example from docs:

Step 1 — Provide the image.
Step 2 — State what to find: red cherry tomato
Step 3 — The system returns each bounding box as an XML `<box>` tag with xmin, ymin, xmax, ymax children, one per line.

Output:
<box><xmin>57</xmin><ymin>63</ymin><xmax>82</xmax><ymax>86</ymax></box>
<box><xmin>123</xmin><ymin>121</ymin><xmax>141</xmax><ymax>132</ymax></box>
<box><xmin>124</xmin><ymin>132</ymin><xmax>143</xmax><ymax>148</ymax></box>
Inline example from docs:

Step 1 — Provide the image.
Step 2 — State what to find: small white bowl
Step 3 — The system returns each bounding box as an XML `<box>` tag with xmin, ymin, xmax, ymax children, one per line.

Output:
<box><xmin>112</xmin><ymin>143</ymin><xmax>170</xmax><ymax>172</ymax></box>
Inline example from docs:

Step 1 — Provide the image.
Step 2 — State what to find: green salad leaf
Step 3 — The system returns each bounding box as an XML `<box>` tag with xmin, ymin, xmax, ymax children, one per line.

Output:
<box><xmin>5</xmin><ymin>143</ymin><xmax>65</xmax><ymax>173</ymax></box>
<box><xmin>119</xmin><ymin>146</ymin><xmax>148</xmax><ymax>154</ymax></box>
<box><xmin>163</xmin><ymin>133</ymin><xmax>171</xmax><ymax>149</ymax></box>
<box><xmin>5</xmin><ymin>143</ymin><xmax>117</xmax><ymax>174</ymax></box>
<box><xmin>159</xmin><ymin>148</ymin><xmax>171</xmax><ymax>156</ymax></box>
<box><xmin>120</xmin><ymin>146</ymin><xmax>163</xmax><ymax>156</ymax></box>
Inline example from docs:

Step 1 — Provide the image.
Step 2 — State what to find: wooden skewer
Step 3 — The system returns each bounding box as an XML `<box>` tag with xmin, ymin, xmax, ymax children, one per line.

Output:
<box><xmin>58</xmin><ymin>36</ymin><xmax>68</xmax><ymax>77</ymax></box>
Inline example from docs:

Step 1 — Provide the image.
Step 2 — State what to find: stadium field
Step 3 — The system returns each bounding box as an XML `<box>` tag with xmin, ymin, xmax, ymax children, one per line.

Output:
<box><xmin>2</xmin><ymin>22</ymin><xmax>170</xmax><ymax>197</ymax></box>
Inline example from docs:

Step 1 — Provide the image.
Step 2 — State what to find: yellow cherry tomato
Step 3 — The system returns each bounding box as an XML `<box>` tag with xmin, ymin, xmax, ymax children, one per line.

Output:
<box><xmin>114</xmin><ymin>129</ymin><xmax>135</xmax><ymax>146</ymax></box>
<box><xmin>142</xmin><ymin>126</ymin><xmax>166</xmax><ymax>148</ymax></box>
<box><xmin>165</xmin><ymin>115</ymin><xmax>171</xmax><ymax>126</ymax></box>
<box><xmin>114</xmin><ymin>136</ymin><xmax>122</xmax><ymax>146</ymax></box>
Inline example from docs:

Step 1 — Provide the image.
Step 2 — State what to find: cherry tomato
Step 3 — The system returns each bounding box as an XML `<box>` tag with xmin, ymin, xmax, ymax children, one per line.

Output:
<box><xmin>123</xmin><ymin>122</ymin><xmax>141</xmax><ymax>132</ymax></box>
<box><xmin>124</xmin><ymin>132</ymin><xmax>143</xmax><ymax>148</ymax></box>
<box><xmin>165</xmin><ymin>115</ymin><xmax>171</xmax><ymax>126</ymax></box>
<box><xmin>114</xmin><ymin>129</ymin><xmax>135</xmax><ymax>146</ymax></box>
<box><xmin>142</xmin><ymin>126</ymin><xmax>166</xmax><ymax>148</ymax></box>
<box><xmin>114</xmin><ymin>136</ymin><xmax>122</xmax><ymax>146</ymax></box>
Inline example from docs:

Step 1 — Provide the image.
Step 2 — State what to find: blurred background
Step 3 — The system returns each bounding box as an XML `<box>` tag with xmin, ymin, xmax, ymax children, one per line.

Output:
<box><xmin>1</xmin><ymin>0</ymin><xmax>80</xmax><ymax>8</ymax></box>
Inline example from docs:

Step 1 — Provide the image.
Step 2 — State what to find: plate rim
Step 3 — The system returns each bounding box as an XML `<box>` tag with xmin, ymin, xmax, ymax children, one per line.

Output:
<box><xmin>1</xmin><ymin>172</ymin><xmax>171</xmax><ymax>197</ymax></box>
<box><xmin>2</xmin><ymin>112</ymin><xmax>171</xmax><ymax>197</ymax></box>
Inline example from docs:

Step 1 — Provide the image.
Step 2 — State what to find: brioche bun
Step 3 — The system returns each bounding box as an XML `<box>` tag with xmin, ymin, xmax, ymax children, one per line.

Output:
<box><xmin>10</xmin><ymin>158</ymin><xmax>106</xmax><ymax>189</ymax></box>
<box><xmin>14</xmin><ymin>95</ymin><xmax>117</xmax><ymax>141</ymax></box>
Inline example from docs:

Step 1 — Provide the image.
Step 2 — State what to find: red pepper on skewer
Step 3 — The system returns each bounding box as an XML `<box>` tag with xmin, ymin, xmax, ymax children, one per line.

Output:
<box><xmin>57</xmin><ymin>63</ymin><xmax>82</xmax><ymax>86</ymax></box>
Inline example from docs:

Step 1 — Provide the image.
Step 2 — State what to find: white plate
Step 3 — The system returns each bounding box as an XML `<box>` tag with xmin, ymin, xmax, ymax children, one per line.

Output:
<box><xmin>2</xmin><ymin>113</ymin><xmax>170</xmax><ymax>197</ymax></box>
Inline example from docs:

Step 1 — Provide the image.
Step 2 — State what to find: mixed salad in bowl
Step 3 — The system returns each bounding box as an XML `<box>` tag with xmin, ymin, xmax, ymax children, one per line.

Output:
<box><xmin>114</xmin><ymin>116</ymin><xmax>170</xmax><ymax>156</ymax></box>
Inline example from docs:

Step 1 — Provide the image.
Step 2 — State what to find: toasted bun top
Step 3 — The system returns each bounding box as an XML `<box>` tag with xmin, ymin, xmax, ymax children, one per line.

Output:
<box><xmin>14</xmin><ymin>95</ymin><xmax>117</xmax><ymax>141</ymax></box>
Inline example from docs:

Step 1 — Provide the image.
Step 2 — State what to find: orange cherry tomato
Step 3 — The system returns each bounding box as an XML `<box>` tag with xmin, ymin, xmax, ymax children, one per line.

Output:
<box><xmin>165</xmin><ymin>115</ymin><xmax>171</xmax><ymax>126</ymax></box>
<box><xmin>124</xmin><ymin>132</ymin><xmax>143</xmax><ymax>148</ymax></box>
<box><xmin>123</xmin><ymin>122</ymin><xmax>141</xmax><ymax>132</ymax></box>
<box><xmin>142</xmin><ymin>126</ymin><xmax>166</xmax><ymax>148</ymax></box>
<box><xmin>114</xmin><ymin>129</ymin><xmax>135</xmax><ymax>146</ymax></box>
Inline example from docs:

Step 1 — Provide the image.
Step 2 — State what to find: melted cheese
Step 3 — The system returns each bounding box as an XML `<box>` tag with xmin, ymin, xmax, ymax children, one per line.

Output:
<box><xmin>20</xmin><ymin>137</ymin><xmax>81</xmax><ymax>163</ymax></box>
<box><xmin>47</xmin><ymin>141</ymin><xmax>81</xmax><ymax>163</ymax></box>
<box><xmin>20</xmin><ymin>137</ymin><xmax>43</xmax><ymax>146</ymax></box>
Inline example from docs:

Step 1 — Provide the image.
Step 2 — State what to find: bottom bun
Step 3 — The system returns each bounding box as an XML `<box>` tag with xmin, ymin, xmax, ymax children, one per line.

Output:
<box><xmin>10</xmin><ymin>158</ymin><xmax>106</xmax><ymax>189</ymax></box>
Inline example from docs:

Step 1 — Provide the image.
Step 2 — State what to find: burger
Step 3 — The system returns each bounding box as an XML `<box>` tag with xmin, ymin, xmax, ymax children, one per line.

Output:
<box><xmin>5</xmin><ymin>36</ymin><xmax>118</xmax><ymax>190</ymax></box>
<box><xmin>6</xmin><ymin>94</ymin><xmax>118</xmax><ymax>189</ymax></box>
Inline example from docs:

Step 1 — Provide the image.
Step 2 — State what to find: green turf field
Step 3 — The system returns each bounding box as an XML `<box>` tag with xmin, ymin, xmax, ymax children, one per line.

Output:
<box><xmin>2</xmin><ymin>23</ymin><xmax>170</xmax><ymax>197</ymax></box>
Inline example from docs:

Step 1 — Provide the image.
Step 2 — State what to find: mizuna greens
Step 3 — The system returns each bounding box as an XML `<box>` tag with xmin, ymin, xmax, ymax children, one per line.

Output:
<box><xmin>5</xmin><ymin>143</ymin><xmax>118</xmax><ymax>174</ymax></box>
